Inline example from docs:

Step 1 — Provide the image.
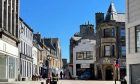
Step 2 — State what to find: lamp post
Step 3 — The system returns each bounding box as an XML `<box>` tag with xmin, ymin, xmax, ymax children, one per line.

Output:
<box><xmin>47</xmin><ymin>55</ymin><xmax>52</xmax><ymax>84</ymax></box>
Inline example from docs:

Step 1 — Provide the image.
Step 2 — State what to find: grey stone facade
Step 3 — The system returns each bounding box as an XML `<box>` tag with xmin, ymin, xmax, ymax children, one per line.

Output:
<box><xmin>33</xmin><ymin>33</ymin><xmax>50</xmax><ymax>78</ymax></box>
<box><xmin>126</xmin><ymin>0</ymin><xmax>140</xmax><ymax>84</ymax></box>
<box><xmin>95</xmin><ymin>2</ymin><xmax>126</xmax><ymax>80</ymax></box>
<box><xmin>42</xmin><ymin>38</ymin><xmax>62</xmax><ymax>70</ymax></box>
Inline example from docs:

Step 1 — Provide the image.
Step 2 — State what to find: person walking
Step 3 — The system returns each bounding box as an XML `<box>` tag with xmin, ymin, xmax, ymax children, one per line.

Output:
<box><xmin>60</xmin><ymin>71</ymin><xmax>63</xmax><ymax>79</ymax></box>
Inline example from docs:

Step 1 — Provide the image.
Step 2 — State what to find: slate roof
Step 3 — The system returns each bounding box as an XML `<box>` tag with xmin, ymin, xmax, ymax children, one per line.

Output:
<box><xmin>105</xmin><ymin>2</ymin><xmax>125</xmax><ymax>22</ymax></box>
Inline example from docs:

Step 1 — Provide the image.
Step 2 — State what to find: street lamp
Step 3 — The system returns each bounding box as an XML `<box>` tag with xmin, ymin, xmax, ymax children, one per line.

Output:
<box><xmin>47</xmin><ymin>55</ymin><xmax>52</xmax><ymax>84</ymax></box>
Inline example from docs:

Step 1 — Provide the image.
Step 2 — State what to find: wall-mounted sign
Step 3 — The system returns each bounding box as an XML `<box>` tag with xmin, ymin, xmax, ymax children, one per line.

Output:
<box><xmin>81</xmin><ymin>64</ymin><xmax>90</xmax><ymax>68</ymax></box>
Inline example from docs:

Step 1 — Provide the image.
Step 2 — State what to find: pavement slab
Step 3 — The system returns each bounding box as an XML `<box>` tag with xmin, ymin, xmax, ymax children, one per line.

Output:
<box><xmin>57</xmin><ymin>80</ymin><xmax>121</xmax><ymax>84</ymax></box>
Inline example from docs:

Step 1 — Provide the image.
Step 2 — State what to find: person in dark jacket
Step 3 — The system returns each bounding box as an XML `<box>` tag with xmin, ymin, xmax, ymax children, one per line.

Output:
<box><xmin>51</xmin><ymin>73</ymin><xmax>58</xmax><ymax>84</ymax></box>
<box><xmin>60</xmin><ymin>71</ymin><xmax>63</xmax><ymax>79</ymax></box>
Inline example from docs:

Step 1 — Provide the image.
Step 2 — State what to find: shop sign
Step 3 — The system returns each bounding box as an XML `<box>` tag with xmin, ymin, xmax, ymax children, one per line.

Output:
<box><xmin>81</xmin><ymin>64</ymin><xmax>90</xmax><ymax>68</ymax></box>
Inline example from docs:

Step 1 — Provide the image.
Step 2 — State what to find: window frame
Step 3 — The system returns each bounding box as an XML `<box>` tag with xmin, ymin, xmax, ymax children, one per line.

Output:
<box><xmin>121</xmin><ymin>46</ymin><xmax>126</xmax><ymax>57</ymax></box>
<box><xmin>104</xmin><ymin>45</ymin><xmax>111</xmax><ymax>56</ymax></box>
<box><xmin>135</xmin><ymin>25</ymin><xmax>140</xmax><ymax>52</ymax></box>
<box><xmin>104</xmin><ymin>28</ymin><xmax>115</xmax><ymax>38</ymax></box>
<box><xmin>76</xmin><ymin>51</ymin><xmax>93</xmax><ymax>60</ymax></box>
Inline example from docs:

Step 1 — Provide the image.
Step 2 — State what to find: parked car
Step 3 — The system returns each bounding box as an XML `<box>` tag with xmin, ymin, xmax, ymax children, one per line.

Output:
<box><xmin>79</xmin><ymin>71</ymin><xmax>92</xmax><ymax>80</ymax></box>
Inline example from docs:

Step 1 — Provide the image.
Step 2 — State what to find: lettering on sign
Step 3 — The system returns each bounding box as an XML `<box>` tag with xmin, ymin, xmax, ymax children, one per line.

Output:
<box><xmin>81</xmin><ymin>64</ymin><xmax>90</xmax><ymax>68</ymax></box>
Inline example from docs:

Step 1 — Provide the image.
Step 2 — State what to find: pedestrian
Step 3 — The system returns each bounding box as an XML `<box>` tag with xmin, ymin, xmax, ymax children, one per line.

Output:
<box><xmin>60</xmin><ymin>71</ymin><xmax>63</xmax><ymax>79</ymax></box>
<box><xmin>69</xmin><ymin>72</ymin><xmax>72</xmax><ymax>79</ymax></box>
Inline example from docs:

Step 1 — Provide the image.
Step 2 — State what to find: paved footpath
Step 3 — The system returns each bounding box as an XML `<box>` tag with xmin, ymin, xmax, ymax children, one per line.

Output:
<box><xmin>57</xmin><ymin>80</ymin><xmax>121</xmax><ymax>84</ymax></box>
<box><xmin>0</xmin><ymin>80</ymin><xmax>46</xmax><ymax>84</ymax></box>
<box><xmin>0</xmin><ymin>80</ymin><xmax>121</xmax><ymax>84</ymax></box>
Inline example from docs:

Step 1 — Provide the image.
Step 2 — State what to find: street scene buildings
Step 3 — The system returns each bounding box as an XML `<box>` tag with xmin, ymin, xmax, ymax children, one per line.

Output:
<box><xmin>0</xmin><ymin>0</ymin><xmax>63</xmax><ymax>82</ymax></box>
<box><xmin>0</xmin><ymin>0</ymin><xmax>140</xmax><ymax>84</ymax></box>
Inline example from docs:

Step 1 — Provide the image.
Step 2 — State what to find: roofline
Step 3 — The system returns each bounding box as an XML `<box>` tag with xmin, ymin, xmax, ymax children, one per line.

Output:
<box><xmin>19</xmin><ymin>17</ymin><xmax>34</xmax><ymax>32</ymax></box>
<box><xmin>117</xmin><ymin>13</ymin><xmax>125</xmax><ymax>14</ymax></box>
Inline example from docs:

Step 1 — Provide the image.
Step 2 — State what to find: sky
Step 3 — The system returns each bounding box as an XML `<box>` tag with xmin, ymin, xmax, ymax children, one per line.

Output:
<box><xmin>20</xmin><ymin>0</ymin><xmax>125</xmax><ymax>62</ymax></box>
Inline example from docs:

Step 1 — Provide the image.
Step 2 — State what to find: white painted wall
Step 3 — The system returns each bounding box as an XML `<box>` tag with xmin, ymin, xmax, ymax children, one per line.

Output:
<box><xmin>19</xmin><ymin>19</ymin><xmax>33</xmax><ymax>80</ymax></box>
<box><xmin>73</xmin><ymin>39</ymin><xmax>96</xmax><ymax>77</ymax></box>
<box><xmin>32</xmin><ymin>46</ymin><xmax>38</xmax><ymax>65</ymax></box>
<box><xmin>0</xmin><ymin>39</ymin><xmax>18</xmax><ymax>81</ymax></box>
<box><xmin>0</xmin><ymin>39</ymin><xmax>18</xmax><ymax>57</ymax></box>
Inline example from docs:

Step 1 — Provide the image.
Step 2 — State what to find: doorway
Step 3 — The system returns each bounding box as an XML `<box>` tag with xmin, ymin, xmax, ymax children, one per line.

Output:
<box><xmin>105</xmin><ymin>67</ymin><xmax>113</xmax><ymax>80</ymax></box>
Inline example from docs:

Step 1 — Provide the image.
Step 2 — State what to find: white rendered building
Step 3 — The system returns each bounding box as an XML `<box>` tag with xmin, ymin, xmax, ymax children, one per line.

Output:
<box><xmin>19</xmin><ymin>18</ymin><xmax>33</xmax><ymax>80</ymax></box>
<box><xmin>32</xmin><ymin>46</ymin><xmax>38</xmax><ymax>75</ymax></box>
<box><xmin>73</xmin><ymin>39</ymin><xmax>96</xmax><ymax>78</ymax></box>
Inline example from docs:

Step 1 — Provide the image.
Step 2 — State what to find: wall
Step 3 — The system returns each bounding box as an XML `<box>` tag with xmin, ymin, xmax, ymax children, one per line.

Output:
<box><xmin>0</xmin><ymin>39</ymin><xmax>18</xmax><ymax>57</ymax></box>
<box><xmin>126</xmin><ymin>0</ymin><xmax>140</xmax><ymax>84</ymax></box>
<box><xmin>73</xmin><ymin>39</ymin><xmax>96</xmax><ymax>77</ymax></box>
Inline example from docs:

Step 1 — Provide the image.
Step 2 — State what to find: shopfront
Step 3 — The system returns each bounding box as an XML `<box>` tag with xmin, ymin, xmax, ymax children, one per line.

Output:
<box><xmin>0</xmin><ymin>39</ymin><xmax>18</xmax><ymax>82</ymax></box>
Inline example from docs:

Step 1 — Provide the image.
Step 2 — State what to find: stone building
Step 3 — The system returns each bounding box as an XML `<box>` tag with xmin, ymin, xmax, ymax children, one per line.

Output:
<box><xmin>33</xmin><ymin>33</ymin><xmax>62</xmax><ymax>78</ymax></box>
<box><xmin>51</xmin><ymin>38</ymin><xmax>62</xmax><ymax>70</ymax></box>
<box><xmin>95</xmin><ymin>2</ymin><xmax>126</xmax><ymax>80</ymax></box>
<box><xmin>33</xmin><ymin>33</ymin><xmax>44</xmax><ymax>77</ymax></box>
<box><xmin>0</xmin><ymin>0</ymin><xmax>19</xmax><ymax>82</ymax></box>
<box><xmin>126</xmin><ymin>0</ymin><xmax>140</xmax><ymax>84</ymax></box>
<box><xmin>19</xmin><ymin>18</ymin><xmax>33</xmax><ymax>80</ymax></box>
<box><xmin>35</xmin><ymin>35</ymin><xmax>49</xmax><ymax>78</ymax></box>
<box><xmin>70</xmin><ymin>22</ymin><xmax>96</xmax><ymax>78</ymax></box>
<box><xmin>42</xmin><ymin>38</ymin><xmax>62</xmax><ymax>75</ymax></box>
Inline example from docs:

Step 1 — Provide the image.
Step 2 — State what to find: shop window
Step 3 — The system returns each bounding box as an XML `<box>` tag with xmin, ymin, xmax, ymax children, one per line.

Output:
<box><xmin>76</xmin><ymin>52</ymin><xmax>84</xmax><ymax>60</ymax></box>
<box><xmin>76</xmin><ymin>51</ymin><xmax>93</xmax><ymax>60</ymax></box>
<box><xmin>136</xmin><ymin>25</ymin><xmax>140</xmax><ymax>52</ymax></box>
<box><xmin>9</xmin><ymin>56</ymin><xmax>15</xmax><ymax>78</ymax></box>
<box><xmin>0</xmin><ymin>57</ymin><xmax>6</xmax><ymax>79</ymax></box>
<box><xmin>86</xmin><ymin>51</ymin><xmax>93</xmax><ymax>60</ymax></box>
